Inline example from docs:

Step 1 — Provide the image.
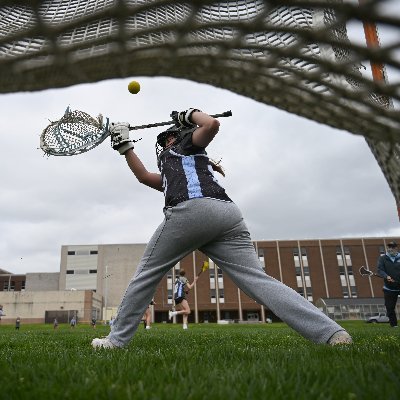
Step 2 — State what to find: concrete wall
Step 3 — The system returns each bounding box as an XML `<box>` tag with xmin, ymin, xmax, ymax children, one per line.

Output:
<box><xmin>59</xmin><ymin>243</ymin><xmax>146</xmax><ymax>309</ymax></box>
<box><xmin>26</xmin><ymin>272</ymin><xmax>59</xmax><ymax>291</ymax></box>
<box><xmin>96</xmin><ymin>244</ymin><xmax>146</xmax><ymax>307</ymax></box>
<box><xmin>0</xmin><ymin>290</ymin><xmax>102</xmax><ymax>324</ymax></box>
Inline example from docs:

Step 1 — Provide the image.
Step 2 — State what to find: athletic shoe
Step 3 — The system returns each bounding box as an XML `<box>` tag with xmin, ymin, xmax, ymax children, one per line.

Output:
<box><xmin>91</xmin><ymin>337</ymin><xmax>117</xmax><ymax>349</ymax></box>
<box><xmin>146</xmin><ymin>325</ymin><xmax>151</xmax><ymax>330</ymax></box>
<box><xmin>327</xmin><ymin>331</ymin><xmax>352</xmax><ymax>346</ymax></box>
<box><xmin>183</xmin><ymin>324</ymin><xmax>188</xmax><ymax>330</ymax></box>
<box><xmin>168</xmin><ymin>310</ymin><xmax>174</xmax><ymax>320</ymax></box>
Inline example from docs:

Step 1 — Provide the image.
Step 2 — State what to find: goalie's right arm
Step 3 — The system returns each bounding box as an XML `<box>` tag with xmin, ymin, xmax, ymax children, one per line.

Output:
<box><xmin>124</xmin><ymin>151</ymin><xmax>163</xmax><ymax>192</ymax></box>
<box><xmin>110</xmin><ymin>122</ymin><xmax>163</xmax><ymax>191</ymax></box>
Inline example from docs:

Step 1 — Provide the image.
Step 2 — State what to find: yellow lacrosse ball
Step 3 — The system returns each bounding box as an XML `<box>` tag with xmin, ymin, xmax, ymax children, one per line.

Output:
<box><xmin>128</xmin><ymin>80</ymin><xmax>140</xmax><ymax>94</ymax></box>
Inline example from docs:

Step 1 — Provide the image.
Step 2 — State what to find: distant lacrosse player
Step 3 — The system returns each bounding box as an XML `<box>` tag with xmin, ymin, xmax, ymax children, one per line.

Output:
<box><xmin>168</xmin><ymin>270</ymin><xmax>198</xmax><ymax>330</ymax></box>
<box><xmin>92</xmin><ymin>109</ymin><xmax>352</xmax><ymax>349</ymax></box>
<box><xmin>377</xmin><ymin>241</ymin><xmax>400</xmax><ymax>328</ymax></box>
<box><xmin>142</xmin><ymin>299</ymin><xmax>155</xmax><ymax>330</ymax></box>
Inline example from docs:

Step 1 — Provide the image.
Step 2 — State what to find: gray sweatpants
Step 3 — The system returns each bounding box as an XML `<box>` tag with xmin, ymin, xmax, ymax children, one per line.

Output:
<box><xmin>108</xmin><ymin>198</ymin><xmax>344</xmax><ymax>347</ymax></box>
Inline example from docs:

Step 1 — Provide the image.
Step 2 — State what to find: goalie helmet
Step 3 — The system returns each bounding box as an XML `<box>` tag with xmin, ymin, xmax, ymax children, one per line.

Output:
<box><xmin>156</xmin><ymin>125</ymin><xmax>195</xmax><ymax>159</ymax></box>
<box><xmin>155</xmin><ymin>125</ymin><xmax>181</xmax><ymax>156</ymax></box>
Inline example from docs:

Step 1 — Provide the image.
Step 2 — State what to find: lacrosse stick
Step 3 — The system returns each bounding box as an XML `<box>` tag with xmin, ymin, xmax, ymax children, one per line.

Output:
<box><xmin>359</xmin><ymin>266</ymin><xmax>379</xmax><ymax>278</ymax></box>
<box><xmin>40</xmin><ymin>107</ymin><xmax>232</xmax><ymax>157</ymax></box>
<box><xmin>359</xmin><ymin>266</ymin><xmax>400</xmax><ymax>283</ymax></box>
<box><xmin>197</xmin><ymin>261</ymin><xmax>210</xmax><ymax>277</ymax></box>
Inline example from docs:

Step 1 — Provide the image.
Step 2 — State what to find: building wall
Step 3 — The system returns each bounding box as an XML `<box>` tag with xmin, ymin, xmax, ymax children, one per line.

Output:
<box><xmin>0</xmin><ymin>290</ymin><xmax>102</xmax><ymax>324</ymax></box>
<box><xmin>26</xmin><ymin>272</ymin><xmax>59</xmax><ymax>291</ymax></box>
<box><xmin>2</xmin><ymin>236</ymin><xmax>397</xmax><ymax>324</ymax></box>
<box><xmin>59</xmin><ymin>243</ymin><xmax>146</xmax><ymax>313</ymax></box>
<box><xmin>0</xmin><ymin>274</ymin><xmax>26</xmax><ymax>291</ymax></box>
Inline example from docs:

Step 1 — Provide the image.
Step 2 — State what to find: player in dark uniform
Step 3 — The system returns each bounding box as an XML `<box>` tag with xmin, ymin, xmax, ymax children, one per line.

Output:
<box><xmin>377</xmin><ymin>241</ymin><xmax>400</xmax><ymax>328</ymax></box>
<box><xmin>92</xmin><ymin>108</ymin><xmax>352</xmax><ymax>349</ymax></box>
<box><xmin>169</xmin><ymin>270</ymin><xmax>198</xmax><ymax>329</ymax></box>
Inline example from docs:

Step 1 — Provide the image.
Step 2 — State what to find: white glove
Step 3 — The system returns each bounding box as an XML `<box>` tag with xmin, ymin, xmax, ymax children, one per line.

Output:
<box><xmin>171</xmin><ymin>108</ymin><xmax>201</xmax><ymax>128</ymax></box>
<box><xmin>110</xmin><ymin>122</ymin><xmax>135</xmax><ymax>155</ymax></box>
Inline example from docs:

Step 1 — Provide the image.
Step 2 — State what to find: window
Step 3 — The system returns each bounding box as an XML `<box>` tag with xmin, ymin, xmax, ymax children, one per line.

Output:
<box><xmin>3</xmin><ymin>281</ymin><xmax>9</xmax><ymax>290</ymax></box>
<box><xmin>68</xmin><ymin>251</ymin><xmax>75</xmax><ymax>255</ymax></box>
<box><xmin>66</xmin><ymin>270</ymin><xmax>74</xmax><ymax>274</ymax></box>
<box><xmin>337</xmin><ymin>246</ymin><xmax>357</xmax><ymax>298</ymax></box>
<box><xmin>167</xmin><ymin>275</ymin><xmax>172</xmax><ymax>290</ymax></box>
<box><xmin>90</xmin><ymin>250</ymin><xmax>98</xmax><ymax>255</ymax></box>
<box><xmin>347</xmin><ymin>265</ymin><xmax>353</xmax><ymax>274</ymax></box>
<box><xmin>293</xmin><ymin>248</ymin><xmax>301</xmax><ymax>267</ymax></box>
<box><xmin>344</xmin><ymin>247</ymin><xmax>352</xmax><ymax>266</ymax></box>
<box><xmin>10</xmin><ymin>281</ymin><xmax>15</xmax><ymax>291</ymax></box>
<box><xmin>76</xmin><ymin>250</ymin><xmax>90</xmax><ymax>256</ymax></box>
<box><xmin>301</xmin><ymin>247</ymin><xmax>308</xmax><ymax>267</ymax></box>
<box><xmin>21</xmin><ymin>281</ymin><xmax>25</xmax><ymax>290</ymax></box>
<box><xmin>89</xmin><ymin>269</ymin><xmax>97</xmax><ymax>274</ymax></box>
<box><xmin>210</xmin><ymin>288</ymin><xmax>216</xmax><ymax>303</ymax></box>
<box><xmin>210</xmin><ymin>278</ymin><xmax>215</xmax><ymax>289</ymax></box>
<box><xmin>294</xmin><ymin>247</ymin><xmax>311</xmax><ymax>298</ymax></box>
<box><xmin>258</xmin><ymin>248</ymin><xmax>265</xmax><ymax>263</ymax></box>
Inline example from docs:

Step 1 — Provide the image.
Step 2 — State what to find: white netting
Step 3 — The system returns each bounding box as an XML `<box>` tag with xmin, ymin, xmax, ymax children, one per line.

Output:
<box><xmin>0</xmin><ymin>0</ymin><xmax>399</xmax><ymax>197</ymax></box>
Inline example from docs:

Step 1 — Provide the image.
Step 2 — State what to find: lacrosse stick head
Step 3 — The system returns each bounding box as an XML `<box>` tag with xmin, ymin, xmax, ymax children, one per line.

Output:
<box><xmin>201</xmin><ymin>261</ymin><xmax>210</xmax><ymax>273</ymax></box>
<box><xmin>359</xmin><ymin>266</ymin><xmax>373</xmax><ymax>277</ymax></box>
<box><xmin>40</xmin><ymin>108</ymin><xmax>109</xmax><ymax>156</ymax></box>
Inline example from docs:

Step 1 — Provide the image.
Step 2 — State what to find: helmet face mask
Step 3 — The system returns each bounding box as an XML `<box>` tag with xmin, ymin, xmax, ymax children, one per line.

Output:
<box><xmin>156</xmin><ymin>126</ymin><xmax>181</xmax><ymax>158</ymax></box>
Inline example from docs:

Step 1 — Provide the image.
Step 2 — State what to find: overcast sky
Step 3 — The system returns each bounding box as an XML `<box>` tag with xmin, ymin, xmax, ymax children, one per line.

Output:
<box><xmin>1</xmin><ymin>3</ymin><xmax>399</xmax><ymax>275</ymax></box>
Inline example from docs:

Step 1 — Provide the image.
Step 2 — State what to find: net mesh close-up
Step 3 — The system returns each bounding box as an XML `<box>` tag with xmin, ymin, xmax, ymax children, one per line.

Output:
<box><xmin>0</xmin><ymin>0</ymin><xmax>399</xmax><ymax>200</ymax></box>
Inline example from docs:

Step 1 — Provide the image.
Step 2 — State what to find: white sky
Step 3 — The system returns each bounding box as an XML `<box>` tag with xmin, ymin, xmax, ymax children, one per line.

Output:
<box><xmin>1</xmin><ymin>1</ymin><xmax>399</xmax><ymax>275</ymax></box>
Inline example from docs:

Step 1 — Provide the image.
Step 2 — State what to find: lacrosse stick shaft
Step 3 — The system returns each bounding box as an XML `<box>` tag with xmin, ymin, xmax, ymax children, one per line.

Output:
<box><xmin>129</xmin><ymin>111</ymin><xmax>232</xmax><ymax>131</ymax></box>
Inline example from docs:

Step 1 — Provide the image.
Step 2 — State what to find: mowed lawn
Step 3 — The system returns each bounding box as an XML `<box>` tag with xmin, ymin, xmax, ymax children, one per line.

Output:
<box><xmin>0</xmin><ymin>321</ymin><xmax>399</xmax><ymax>400</ymax></box>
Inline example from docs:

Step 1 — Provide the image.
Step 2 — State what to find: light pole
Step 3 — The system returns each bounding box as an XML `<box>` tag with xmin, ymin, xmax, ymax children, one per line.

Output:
<box><xmin>104</xmin><ymin>265</ymin><xmax>112</xmax><ymax>322</ymax></box>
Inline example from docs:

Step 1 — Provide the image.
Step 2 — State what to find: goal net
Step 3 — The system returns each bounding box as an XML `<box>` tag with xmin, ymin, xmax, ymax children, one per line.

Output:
<box><xmin>1</xmin><ymin>0</ymin><xmax>399</xmax><ymax>199</ymax></box>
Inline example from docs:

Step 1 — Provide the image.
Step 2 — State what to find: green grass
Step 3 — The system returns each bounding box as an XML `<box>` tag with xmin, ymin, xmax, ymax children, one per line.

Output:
<box><xmin>0</xmin><ymin>321</ymin><xmax>399</xmax><ymax>400</ymax></box>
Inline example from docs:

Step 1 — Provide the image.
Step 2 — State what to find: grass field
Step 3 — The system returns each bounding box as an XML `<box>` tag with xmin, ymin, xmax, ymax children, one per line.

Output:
<box><xmin>0</xmin><ymin>321</ymin><xmax>399</xmax><ymax>400</ymax></box>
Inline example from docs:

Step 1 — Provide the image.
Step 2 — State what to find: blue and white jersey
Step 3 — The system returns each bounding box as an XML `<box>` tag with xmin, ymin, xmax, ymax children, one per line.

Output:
<box><xmin>157</xmin><ymin>130</ymin><xmax>232</xmax><ymax>208</ymax></box>
<box><xmin>174</xmin><ymin>276</ymin><xmax>188</xmax><ymax>300</ymax></box>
